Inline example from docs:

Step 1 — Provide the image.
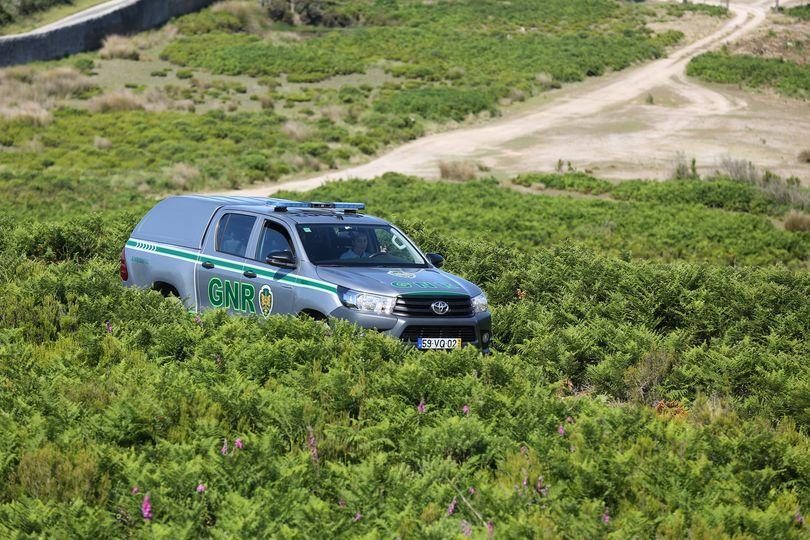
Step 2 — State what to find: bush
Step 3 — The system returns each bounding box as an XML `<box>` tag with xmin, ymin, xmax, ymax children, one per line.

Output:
<box><xmin>88</xmin><ymin>91</ymin><xmax>145</xmax><ymax>113</ymax></box>
<box><xmin>438</xmin><ymin>160</ymin><xmax>477</xmax><ymax>181</ymax></box>
<box><xmin>784</xmin><ymin>5</ymin><xmax>810</xmax><ymax>20</ymax></box>
<box><xmin>99</xmin><ymin>35</ymin><xmax>140</xmax><ymax>60</ymax></box>
<box><xmin>784</xmin><ymin>210</ymin><xmax>810</xmax><ymax>232</ymax></box>
<box><xmin>687</xmin><ymin>52</ymin><xmax>810</xmax><ymax>99</ymax></box>
<box><xmin>175</xmin><ymin>9</ymin><xmax>244</xmax><ymax>35</ymax></box>
<box><xmin>374</xmin><ymin>88</ymin><xmax>494</xmax><ymax>121</ymax></box>
<box><xmin>512</xmin><ymin>172</ymin><xmax>613</xmax><ymax>194</ymax></box>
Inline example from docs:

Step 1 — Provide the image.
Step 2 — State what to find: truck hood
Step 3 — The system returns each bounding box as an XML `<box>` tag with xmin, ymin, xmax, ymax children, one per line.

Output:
<box><xmin>315</xmin><ymin>266</ymin><xmax>481</xmax><ymax>298</ymax></box>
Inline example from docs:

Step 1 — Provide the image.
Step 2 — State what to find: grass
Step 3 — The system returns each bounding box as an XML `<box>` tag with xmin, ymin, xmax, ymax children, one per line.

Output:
<box><xmin>0</xmin><ymin>0</ymin><xmax>110</xmax><ymax>36</ymax></box>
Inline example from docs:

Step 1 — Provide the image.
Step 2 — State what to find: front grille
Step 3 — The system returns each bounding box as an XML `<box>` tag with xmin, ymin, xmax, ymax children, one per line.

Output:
<box><xmin>401</xmin><ymin>326</ymin><xmax>477</xmax><ymax>343</ymax></box>
<box><xmin>394</xmin><ymin>295</ymin><xmax>473</xmax><ymax>317</ymax></box>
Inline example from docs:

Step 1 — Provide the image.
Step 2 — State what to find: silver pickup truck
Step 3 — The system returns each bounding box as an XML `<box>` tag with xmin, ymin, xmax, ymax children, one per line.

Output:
<box><xmin>121</xmin><ymin>196</ymin><xmax>492</xmax><ymax>351</ymax></box>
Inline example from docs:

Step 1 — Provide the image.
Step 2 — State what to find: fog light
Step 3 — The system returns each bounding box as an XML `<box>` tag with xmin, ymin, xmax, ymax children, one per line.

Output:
<box><xmin>482</xmin><ymin>332</ymin><xmax>491</xmax><ymax>344</ymax></box>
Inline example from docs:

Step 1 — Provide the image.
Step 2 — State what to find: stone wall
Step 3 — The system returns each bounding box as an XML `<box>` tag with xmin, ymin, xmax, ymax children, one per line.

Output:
<box><xmin>0</xmin><ymin>0</ymin><xmax>216</xmax><ymax>67</ymax></box>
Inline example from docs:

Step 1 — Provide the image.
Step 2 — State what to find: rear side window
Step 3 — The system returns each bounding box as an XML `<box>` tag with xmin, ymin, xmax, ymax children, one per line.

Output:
<box><xmin>216</xmin><ymin>213</ymin><xmax>255</xmax><ymax>258</ymax></box>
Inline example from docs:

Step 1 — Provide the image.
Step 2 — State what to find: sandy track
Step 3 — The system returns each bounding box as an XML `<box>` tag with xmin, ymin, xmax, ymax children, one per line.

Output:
<box><xmin>216</xmin><ymin>0</ymin><xmax>809</xmax><ymax>197</ymax></box>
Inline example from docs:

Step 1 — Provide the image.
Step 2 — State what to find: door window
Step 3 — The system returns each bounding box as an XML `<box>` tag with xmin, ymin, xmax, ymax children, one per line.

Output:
<box><xmin>255</xmin><ymin>220</ymin><xmax>293</xmax><ymax>261</ymax></box>
<box><xmin>216</xmin><ymin>213</ymin><xmax>256</xmax><ymax>258</ymax></box>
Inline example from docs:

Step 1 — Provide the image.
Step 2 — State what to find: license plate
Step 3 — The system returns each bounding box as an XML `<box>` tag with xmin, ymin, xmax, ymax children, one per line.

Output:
<box><xmin>417</xmin><ymin>337</ymin><xmax>462</xmax><ymax>350</ymax></box>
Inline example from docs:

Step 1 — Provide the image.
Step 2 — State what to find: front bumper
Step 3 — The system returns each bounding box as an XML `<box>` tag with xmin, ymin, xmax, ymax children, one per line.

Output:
<box><xmin>329</xmin><ymin>307</ymin><xmax>492</xmax><ymax>351</ymax></box>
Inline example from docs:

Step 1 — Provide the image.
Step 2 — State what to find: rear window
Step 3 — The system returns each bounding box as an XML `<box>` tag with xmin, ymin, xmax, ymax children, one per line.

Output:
<box><xmin>216</xmin><ymin>213</ymin><xmax>255</xmax><ymax>258</ymax></box>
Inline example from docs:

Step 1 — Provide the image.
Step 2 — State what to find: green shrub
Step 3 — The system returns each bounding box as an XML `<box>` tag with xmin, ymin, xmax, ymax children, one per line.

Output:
<box><xmin>291</xmin><ymin>174</ymin><xmax>808</xmax><ymax>266</ymax></box>
<box><xmin>784</xmin><ymin>5</ymin><xmax>810</xmax><ymax>20</ymax></box>
<box><xmin>175</xmin><ymin>10</ymin><xmax>243</xmax><ymax>35</ymax></box>
<box><xmin>687</xmin><ymin>52</ymin><xmax>810</xmax><ymax>99</ymax></box>
<box><xmin>0</xmin><ymin>211</ymin><xmax>807</xmax><ymax>536</ymax></box>
<box><xmin>374</xmin><ymin>87</ymin><xmax>494</xmax><ymax>121</ymax></box>
<box><xmin>512</xmin><ymin>172</ymin><xmax>613</xmax><ymax>194</ymax></box>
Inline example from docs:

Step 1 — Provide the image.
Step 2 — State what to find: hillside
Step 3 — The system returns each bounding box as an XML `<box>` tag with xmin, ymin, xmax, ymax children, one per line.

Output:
<box><xmin>0</xmin><ymin>0</ymin><xmax>808</xmax><ymax>537</ymax></box>
<box><xmin>0</xmin><ymin>171</ymin><xmax>808</xmax><ymax>536</ymax></box>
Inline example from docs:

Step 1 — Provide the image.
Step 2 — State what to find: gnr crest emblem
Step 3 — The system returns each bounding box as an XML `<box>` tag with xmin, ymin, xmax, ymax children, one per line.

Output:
<box><xmin>259</xmin><ymin>285</ymin><xmax>273</xmax><ymax>317</ymax></box>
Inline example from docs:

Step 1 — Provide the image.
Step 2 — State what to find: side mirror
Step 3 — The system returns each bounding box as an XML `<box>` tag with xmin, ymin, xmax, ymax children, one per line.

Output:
<box><xmin>266</xmin><ymin>250</ymin><xmax>296</xmax><ymax>268</ymax></box>
<box><xmin>426</xmin><ymin>252</ymin><xmax>444</xmax><ymax>268</ymax></box>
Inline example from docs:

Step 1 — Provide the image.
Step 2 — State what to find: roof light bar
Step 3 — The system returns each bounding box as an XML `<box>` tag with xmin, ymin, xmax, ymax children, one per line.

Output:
<box><xmin>264</xmin><ymin>198</ymin><xmax>365</xmax><ymax>212</ymax></box>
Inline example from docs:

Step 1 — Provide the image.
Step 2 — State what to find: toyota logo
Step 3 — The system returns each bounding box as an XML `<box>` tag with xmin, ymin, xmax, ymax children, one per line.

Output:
<box><xmin>431</xmin><ymin>301</ymin><xmax>450</xmax><ymax>315</ymax></box>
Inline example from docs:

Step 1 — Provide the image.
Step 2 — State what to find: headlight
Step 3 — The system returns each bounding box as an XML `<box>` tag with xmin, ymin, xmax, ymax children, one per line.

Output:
<box><xmin>472</xmin><ymin>292</ymin><xmax>489</xmax><ymax>314</ymax></box>
<box><xmin>339</xmin><ymin>287</ymin><xmax>396</xmax><ymax>315</ymax></box>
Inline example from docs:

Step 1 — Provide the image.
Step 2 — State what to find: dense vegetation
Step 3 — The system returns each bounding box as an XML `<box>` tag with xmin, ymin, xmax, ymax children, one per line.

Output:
<box><xmin>687</xmin><ymin>51</ymin><xmax>810</xmax><ymax>99</ymax></box>
<box><xmin>283</xmin><ymin>175</ymin><xmax>809</xmax><ymax>267</ymax></box>
<box><xmin>512</xmin><ymin>171</ymin><xmax>808</xmax><ymax>214</ymax></box>
<box><xmin>0</xmin><ymin>0</ymin><xmax>807</xmax><ymax>536</ymax></box>
<box><xmin>0</xmin><ymin>195</ymin><xmax>808</xmax><ymax>536</ymax></box>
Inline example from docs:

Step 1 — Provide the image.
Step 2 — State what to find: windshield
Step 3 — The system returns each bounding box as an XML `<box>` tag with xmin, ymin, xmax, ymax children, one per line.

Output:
<box><xmin>296</xmin><ymin>223</ymin><xmax>428</xmax><ymax>267</ymax></box>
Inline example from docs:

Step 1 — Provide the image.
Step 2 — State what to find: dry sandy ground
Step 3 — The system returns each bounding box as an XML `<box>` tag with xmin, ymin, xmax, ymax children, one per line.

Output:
<box><xmin>215</xmin><ymin>0</ymin><xmax>810</xmax><ymax>197</ymax></box>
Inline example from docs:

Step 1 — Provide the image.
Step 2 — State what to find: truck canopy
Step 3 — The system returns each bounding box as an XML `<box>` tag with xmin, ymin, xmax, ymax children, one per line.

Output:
<box><xmin>131</xmin><ymin>196</ymin><xmax>267</xmax><ymax>249</ymax></box>
<box><xmin>131</xmin><ymin>195</ymin><xmax>367</xmax><ymax>249</ymax></box>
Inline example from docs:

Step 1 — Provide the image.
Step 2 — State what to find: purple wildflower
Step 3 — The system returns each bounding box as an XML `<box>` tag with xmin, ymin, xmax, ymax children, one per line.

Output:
<box><xmin>447</xmin><ymin>497</ymin><xmax>457</xmax><ymax>516</ymax></box>
<box><xmin>141</xmin><ymin>494</ymin><xmax>152</xmax><ymax>520</ymax></box>
<box><xmin>220</xmin><ymin>438</ymin><xmax>228</xmax><ymax>456</ymax></box>
<box><xmin>196</xmin><ymin>483</ymin><xmax>206</xmax><ymax>493</ymax></box>
<box><xmin>460</xmin><ymin>520</ymin><xmax>472</xmax><ymax>537</ymax></box>
<box><xmin>486</xmin><ymin>521</ymin><xmax>494</xmax><ymax>538</ymax></box>
<box><xmin>307</xmin><ymin>426</ymin><xmax>319</xmax><ymax>463</ymax></box>
<box><xmin>795</xmin><ymin>512</ymin><xmax>804</xmax><ymax>525</ymax></box>
<box><xmin>105</xmin><ymin>321</ymin><xmax>112</xmax><ymax>334</ymax></box>
<box><xmin>131</xmin><ymin>486</ymin><xmax>139</xmax><ymax>495</ymax></box>
<box><xmin>462</xmin><ymin>404</ymin><xmax>470</xmax><ymax>415</ymax></box>
<box><xmin>468</xmin><ymin>486</ymin><xmax>476</xmax><ymax>496</ymax></box>
<box><xmin>353</xmin><ymin>512</ymin><xmax>362</xmax><ymax>522</ymax></box>
<box><xmin>417</xmin><ymin>400</ymin><xmax>426</xmax><ymax>414</ymax></box>
<box><xmin>602</xmin><ymin>509</ymin><xmax>610</xmax><ymax>524</ymax></box>
<box><xmin>557</xmin><ymin>424</ymin><xmax>566</xmax><ymax>436</ymax></box>
<box><xmin>234</xmin><ymin>437</ymin><xmax>244</xmax><ymax>450</ymax></box>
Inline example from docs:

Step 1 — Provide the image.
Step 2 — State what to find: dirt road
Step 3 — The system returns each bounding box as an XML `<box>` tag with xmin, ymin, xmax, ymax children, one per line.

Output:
<box><xmin>218</xmin><ymin>0</ymin><xmax>809</xmax><ymax>197</ymax></box>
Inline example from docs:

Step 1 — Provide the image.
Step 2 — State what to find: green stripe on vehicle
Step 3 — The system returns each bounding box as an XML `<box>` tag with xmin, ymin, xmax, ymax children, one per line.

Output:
<box><xmin>128</xmin><ymin>238</ymin><xmax>338</xmax><ymax>294</ymax></box>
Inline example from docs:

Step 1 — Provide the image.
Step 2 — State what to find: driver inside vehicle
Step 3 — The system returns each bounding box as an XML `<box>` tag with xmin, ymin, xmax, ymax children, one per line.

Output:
<box><xmin>340</xmin><ymin>232</ymin><xmax>370</xmax><ymax>259</ymax></box>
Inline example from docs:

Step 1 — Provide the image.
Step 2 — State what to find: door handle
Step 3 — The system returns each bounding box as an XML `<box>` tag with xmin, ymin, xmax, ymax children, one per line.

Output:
<box><xmin>243</xmin><ymin>270</ymin><xmax>257</xmax><ymax>278</ymax></box>
<box><xmin>201</xmin><ymin>261</ymin><xmax>215</xmax><ymax>269</ymax></box>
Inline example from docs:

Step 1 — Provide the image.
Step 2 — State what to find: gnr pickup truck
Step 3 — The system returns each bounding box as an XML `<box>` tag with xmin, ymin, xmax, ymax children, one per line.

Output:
<box><xmin>121</xmin><ymin>196</ymin><xmax>492</xmax><ymax>351</ymax></box>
